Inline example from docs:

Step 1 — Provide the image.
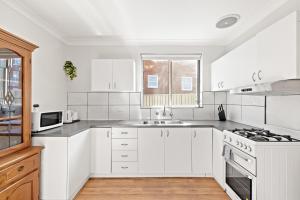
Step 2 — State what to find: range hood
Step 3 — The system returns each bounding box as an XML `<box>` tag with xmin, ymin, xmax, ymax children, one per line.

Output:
<box><xmin>230</xmin><ymin>79</ymin><xmax>300</xmax><ymax>96</ymax></box>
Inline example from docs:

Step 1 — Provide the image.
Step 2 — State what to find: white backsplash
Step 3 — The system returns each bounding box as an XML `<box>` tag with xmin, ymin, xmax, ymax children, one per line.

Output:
<box><xmin>67</xmin><ymin>91</ymin><xmax>227</xmax><ymax>121</ymax></box>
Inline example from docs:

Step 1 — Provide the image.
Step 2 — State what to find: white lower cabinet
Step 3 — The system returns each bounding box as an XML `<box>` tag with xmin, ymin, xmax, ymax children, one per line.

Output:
<box><xmin>90</xmin><ymin>128</ymin><xmax>112</xmax><ymax>176</ymax></box>
<box><xmin>32</xmin><ymin>130</ymin><xmax>90</xmax><ymax>200</ymax></box>
<box><xmin>68</xmin><ymin>130</ymin><xmax>90</xmax><ymax>199</ymax></box>
<box><xmin>165</xmin><ymin>128</ymin><xmax>192</xmax><ymax>174</ymax></box>
<box><xmin>212</xmin><ymin>128</ymin><xmax>225</xmax><ymax>189</ymax></box>
<box><xmin>192</xmin><ymin>128</ymin><xmax>213</xmax><ymax>176</ymax></box>
<box><xmin>138</xmin><ymin>128</ymin><xmax>164</xmax><ymax>174</ymax></box>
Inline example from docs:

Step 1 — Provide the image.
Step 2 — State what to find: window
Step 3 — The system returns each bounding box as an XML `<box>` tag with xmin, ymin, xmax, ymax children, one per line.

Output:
<box><xmin>142</xmin><ymin>54</ymin><xmax>201</xmax><ymax>107</ymax></box>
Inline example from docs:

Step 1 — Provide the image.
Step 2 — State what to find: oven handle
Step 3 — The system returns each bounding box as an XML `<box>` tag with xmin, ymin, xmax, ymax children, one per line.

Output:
<box><xmin>226</xmin><ymin>159</ymin><xmax>255</xmax><ymax>180</ymax></box>
<box><xmin>232</xmin><ymin>150</ymin><xmax>252</xmax><ymax>163</ymax></box>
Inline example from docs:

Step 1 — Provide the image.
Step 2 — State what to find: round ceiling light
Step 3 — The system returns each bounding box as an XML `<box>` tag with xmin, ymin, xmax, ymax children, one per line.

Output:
<box><xmin>216</xmin><ymin>14</ymin><xmax>240</xmax><ymax>29</ymax></box>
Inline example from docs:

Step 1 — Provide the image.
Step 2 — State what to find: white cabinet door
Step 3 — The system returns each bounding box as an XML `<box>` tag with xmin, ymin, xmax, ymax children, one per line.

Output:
<box><xmin>91</xmin><ymin>59</ymin><xmax>113</xmax><ymax>91</ymax></box>
<box><xmin>165</xmin><ymin>128</ymin><xmax>191</xmax><ymax>174</ymax></box>
<box><xmin>68</xmin><ymin>130</ymin><xmax>90</xmax><ymax>199</ymax></box>
<box><xmin>138</xmin><ymin>128</ymin><xmax>164</xmax><ymax>174</ymax></box>
<box><xmin>213</xmin><ymin>128</ymin><xmax>225</xmax><ymax>189</ymax></box>
<box><xmin>256</xmin><ymin>12</ymin><xmax>298</xmax><ymax>83</ymax></box>
<box><xmin>32</xmin><ymin>137</ymin><xmax>68</xmax><ymax>200</ymax></box>
<box><xmin>112</xmin><ymin>59</ymin><xmax>135</xmax><ymax>91</ymax></box>
<box><xmin>192</xmin><ymin>128</ymin><xmax>212</xmax><ymax>176</ymax></box>
<box><xmin>90</xmin><ymin>128</ymin><xmax>112</xmax><ymax>176</ymax></box>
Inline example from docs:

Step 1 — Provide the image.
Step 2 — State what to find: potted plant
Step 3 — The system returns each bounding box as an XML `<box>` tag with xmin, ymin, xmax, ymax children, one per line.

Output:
<box><xmin>63</xmin><ymin>61</ymin><xmax>77</xmax><ymax>80</ymax></box>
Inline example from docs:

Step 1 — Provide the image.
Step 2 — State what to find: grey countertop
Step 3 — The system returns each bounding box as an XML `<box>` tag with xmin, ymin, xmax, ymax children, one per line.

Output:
<box><xmin>31</xmin><ymin>120</ymin><xmax>254</xmax><ymax>138</ymax></box>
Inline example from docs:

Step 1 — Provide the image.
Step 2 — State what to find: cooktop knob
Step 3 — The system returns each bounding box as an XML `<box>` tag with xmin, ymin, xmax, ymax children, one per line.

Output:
<box><xmin>229</xmin><ymin>137</ymin><xmax>232</xmax><ymax>142</ymax></box>
<box><xmin>240</xmin><ymin>143</ymin><xmax>243</xmax><ymax>148</ymax></box>
<box><xmin>244</xmin><ymin>145</ymin><xmax>247</xmax><ymax>150</ymax></box>
<box><xmin>236</xmin><ymin>140</ymin><xmax>239</xmax><ymax>145</ymax></box>
<box><xmin>224</xmin><ymin>135</ymin><xmax>227</xmax><ymax>140</ymax></box>
<box><xmin>248</xmin><ymin>146</ymin><xmax>252</xmax><ymax>152</ymax></box>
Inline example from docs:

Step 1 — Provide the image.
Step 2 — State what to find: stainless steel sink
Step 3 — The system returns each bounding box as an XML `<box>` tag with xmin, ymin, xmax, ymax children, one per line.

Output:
<box><xmin>119</xmin><ymin>120</ymin><xmax>192</xmax><ymax>126</ymax></box>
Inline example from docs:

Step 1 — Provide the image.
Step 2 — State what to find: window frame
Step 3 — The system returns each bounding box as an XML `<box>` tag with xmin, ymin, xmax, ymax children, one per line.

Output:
<box><xmin>141</xmin><ymin>54</ymin><xmax>202</xmax><ymax>108</ymax></box>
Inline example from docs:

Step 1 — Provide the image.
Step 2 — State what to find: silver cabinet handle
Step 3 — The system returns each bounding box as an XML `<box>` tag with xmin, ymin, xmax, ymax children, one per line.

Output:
<box><xmin>258</xmin><ymin>70</ymin><xmax>263</xmax><ymax>80</ymax></box>
<box><xmin>221</xmin><ymin>81</ymin><xmax>224</xmax><ymax>88</ymax></box>
<box><xmin>167</xmin><ymin>130</ymin><xmax>170</xmax><ymax>137</ymax></box>
<box><xmin>121</xmin><ymin>166</ymin><xmax>128</xmax><ymax>169</ymax></box>
<box><xmin>108</xmin><ymin>83</ymin><xmax>111</xmax><ymax>89</ymax></box>
<box><xmin>121</xmin><ymin>132</ymin><xmax>128</xmax><ymax>135</ymax></box>
<box><xmin>107</xmin><ymin>131</ymin><xmax>110</xmax><ymax>138</ymax></box>
<box><xmin>161</xmin><ymin>130</ymin><xmax>163</xmax><ymax>137</ymax></box>
<box><xmin>218</xmin><ymin>82</ymin><xmax>221</xmax><ymax>88</ymax></box>
<box><xmin>252</xmin><ymin>72</ymin><xmax>256</xmax><ymax>82</ymax></box>
<box><xmin>121</xmin><ymin>155</ymin><xmax>128</xmax><ymax>158</ymax></box>
<box><xmin>121</xmin><ymin>143</ymin><xmax>128</xmax><ymax>146</ymax></box>
<box><xmin>193</xmin><ymin>131</ymin><xmax>196</xmax><ymax>138</ymax></box>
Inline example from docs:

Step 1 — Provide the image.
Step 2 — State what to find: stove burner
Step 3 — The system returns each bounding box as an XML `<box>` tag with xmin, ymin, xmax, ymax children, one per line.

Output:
<box><xmin>230</xmin><ymin>128</ymin><xmax>299</xmax><ymax>142</ymax></box>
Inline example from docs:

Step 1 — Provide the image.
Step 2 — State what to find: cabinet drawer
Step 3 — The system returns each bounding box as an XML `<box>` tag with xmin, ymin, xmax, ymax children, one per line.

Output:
<box><xmin>112</xmin><ymin>162</ymin><xmax>138</xmax><ymax>174</ymax></box>
<box><xmin>0</xmin><ymin>154</ymin><xmax>39</xmax><ymax>188</ymax></box>
<box><xmin>112</xmin><ymin>128</ymin><xmax>137</xmax><ymax>138</ymax></box>
<box><xmin>112</xmin><ymin>139</ymin><xmax>137</xmax><ymax>150</ymax></box>
<box><xmin>112</xmin><ymin>151</ymin><xmax>137</xmax><ymax>162</ymax></box>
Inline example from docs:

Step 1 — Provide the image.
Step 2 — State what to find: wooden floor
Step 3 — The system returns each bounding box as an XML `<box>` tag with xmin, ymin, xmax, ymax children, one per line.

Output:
<box><xmin>75</xmin><ymin>178</ymin><xmax>230</xmax><ymax>200</ymax></box>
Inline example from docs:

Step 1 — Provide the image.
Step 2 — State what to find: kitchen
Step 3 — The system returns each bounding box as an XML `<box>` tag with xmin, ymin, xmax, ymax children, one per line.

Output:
<box><xmin>0</xmin><ymin>0</ymin><xmax>300</xmax><ymax>200</ymax></box>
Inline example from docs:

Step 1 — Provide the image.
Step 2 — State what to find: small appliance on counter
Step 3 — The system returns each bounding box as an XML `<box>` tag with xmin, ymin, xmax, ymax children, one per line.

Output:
<box><xmin>63</xmin><ymin>110</ymin><xmax>80</xmax><ymax>124</ymax></box>
<box><xmin>32</xmin><ymin>104</ymin><xmax>63</xmax><ymax>132</ymax></box>
<box><xmin>217</xmin><ymin>104</ymin><xmax>226</xmax><ymax>121</ymax></box>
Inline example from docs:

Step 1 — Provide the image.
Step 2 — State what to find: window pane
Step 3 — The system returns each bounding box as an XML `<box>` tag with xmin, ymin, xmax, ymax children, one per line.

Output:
<box><xmin>171</xmin><ymin>60</ymin><xmax>198</xmax><ymax>106</ymax></box>
<box><xmin>143</xmin><ymin>60</ymin><xmax>170</xmax><ymax>107</ymax></box>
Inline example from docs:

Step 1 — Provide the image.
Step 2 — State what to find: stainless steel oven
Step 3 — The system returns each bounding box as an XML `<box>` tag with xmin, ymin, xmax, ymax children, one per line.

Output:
<box><xmin>223</xmin><ymin>144</ymin><xmax>256</xmax><ymax>200</ymax></box>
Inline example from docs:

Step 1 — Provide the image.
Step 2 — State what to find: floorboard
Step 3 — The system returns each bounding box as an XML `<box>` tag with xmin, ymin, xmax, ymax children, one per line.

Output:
<box><xmin>75</xmin><ymin>178</ymin><xmax>230</xmax><ymax>200</ymax></box>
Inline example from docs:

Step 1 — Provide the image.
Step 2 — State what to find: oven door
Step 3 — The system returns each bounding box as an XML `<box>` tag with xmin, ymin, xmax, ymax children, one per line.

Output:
<box><xmin>224</xmin><ymin>146</ymin><xmax>256</xmax><ymax>200</ymax></box>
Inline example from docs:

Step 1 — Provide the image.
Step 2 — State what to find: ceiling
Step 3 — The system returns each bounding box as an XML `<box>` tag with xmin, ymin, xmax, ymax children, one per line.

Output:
<box><xmin>2</xmin><ymin>0</ymin><xmax>288</xmax><ymax>45</ymax></box>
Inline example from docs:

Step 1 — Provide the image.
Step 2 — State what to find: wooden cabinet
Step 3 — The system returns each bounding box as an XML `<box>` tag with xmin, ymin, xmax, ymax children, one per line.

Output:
<box><xmin>192</xmin><ymin>128</ymin><xmax>212</xmax><ymax>176</ymax></box>
<box><xmin>138</xmin><ymin>128</ymin><xmax>164</xmax><ymax>174</ymax></box>
<box><xmin>212</xmin><ymin>129</ymin><xmax>225</xmax><ymax>189</ymax></box>
<box><xmin>165</xmin><ymin>128</ymin><xmax>191</xmax><ymax>174</ymax></box>
<box><xmin>0</xmin><ymin>170</ymin><xmax>39</xmax><ymax>200</ymax></box>
<box><xmin>211</xmin><ymin>11</ymin><xmax>300</xmax><ymax>91</ymax></box>
<box><xmin>90</xmin><ymin>128</ymin><xmax>112</xmax><ymax>176</ymax></box>
<box><xmin>0</xmin><ymin>147</ymin><xmax>42</xmax><ymax>200</ymax></box>
<box><xmin>91</xmin><ymin>59</ymin><xmax>135</xmax><ymax>92</ymax></box>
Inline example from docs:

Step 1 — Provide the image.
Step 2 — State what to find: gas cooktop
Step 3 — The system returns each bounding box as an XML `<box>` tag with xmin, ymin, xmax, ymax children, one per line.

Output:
<box><xmin>230</xmin><ymin>128</ymin><xmax>300</xmax><ymax>142</ymax></box>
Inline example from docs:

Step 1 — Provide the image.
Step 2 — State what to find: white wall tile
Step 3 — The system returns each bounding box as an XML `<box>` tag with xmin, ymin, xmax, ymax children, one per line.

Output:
<box><xmin>227</xmin><ymin>94</ymin><xmax>242</xmax><ymax>105</ymax></box>
<box><xmin>242</xmin><ymin>96</ymin><xmax>265</xmax><ymax>106</ymax></box>
<box><xmin>109</xmin><ymin>93</ymin><xmax>129</xmax><ymax>105</ymax></box>
<box><xmin>150</xmin><ymin>108</ymin><xmax>172</xmax><ymax>120</ymax></box>
<box><xmin>193</xmin><ymin>105</ymin><xmax>215</xmax><ymax>120</ymax></box>
<box><xmin>88</xmin><ymin>93</ymin><xmax>108</xmax><ymax>105</ymax></box>
<box><xmin>215</xmin><ymin>105</ymin><xmax>227</xmax><ymax>120</ymax></box>
<box><xmin>215</xmin><ymin>92</ymin><xmax>227</xmax><ymax>105</ymax></box>
<box><xmin>130</xmin><ymin>93</ymin><xmax>141</xmax><ymax>105</ymax></box>
<box><xmin>68</xmin><ymin>93</ymin><xmax>87</xmax><ymax>105</ymax></box>
<box><xmin>242</xmin><ymin>106</ymin><xmax>265</xmax><ymax>128</ymax></box>
<box><xmin>267</xmin><ymin>96</ymin><xmax>300</xmax><ymax>130</ymax></box>
<box><xmin>130</xmin><ymin>106</ymin><xmax>150</xmax><ymax>120</ymax></box>
<box><xmin>202</xmin><ymin>92</ymin><xmax>215</xmax><ymax>104</ymax></box>
<box><xmin>227</xmin><ymin>105</ymin><xmax>242</xmax><ymax>122</ymax></box>
<box><xmin>109</xmin><ymin>106</ymin><xmax>129</xmax><ymax>120</ymax></box>
<box><xmin>68</xmin><ymin>106</ymin><xmax>87</xmax><ymax>120</ymax></box>
<box><xmin>88</xmin><ymin>106</ymin><xmax>108</xmax><ymax>120</ymax></box>
<box><xmin>171</xmin><ymin>108</ymin><xmax>193</xmax><ymax>120</ymax></box>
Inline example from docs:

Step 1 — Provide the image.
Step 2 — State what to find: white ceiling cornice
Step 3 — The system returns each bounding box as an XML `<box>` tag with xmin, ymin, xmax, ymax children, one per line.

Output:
<box><xmin>2</xmin><ymin>0</ymin><xmax>67</xmax><ymax>44</ymax></box>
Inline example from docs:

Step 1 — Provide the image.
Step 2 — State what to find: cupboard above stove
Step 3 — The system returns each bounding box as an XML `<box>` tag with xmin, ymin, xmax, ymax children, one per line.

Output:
<box><xmin>212</xmin><ymin>11</ymin><xmax>300</xmax><ymax>92</ymax></box>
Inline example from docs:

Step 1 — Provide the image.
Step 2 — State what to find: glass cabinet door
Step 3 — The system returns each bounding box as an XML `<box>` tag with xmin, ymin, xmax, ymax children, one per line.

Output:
<box><xmin>0</xmin><ymin>49</ymin><xmax>22</xmax><ymax>150</ymax></box>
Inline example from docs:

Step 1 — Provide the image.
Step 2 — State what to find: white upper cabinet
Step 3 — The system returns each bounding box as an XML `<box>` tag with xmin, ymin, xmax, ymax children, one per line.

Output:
<box><xmin>256</xmin><ymin>12</ymin><xmax>298</xmax><ymax>83</ymax></box>
<box><xmin>211</xmin><ymin>11</ymin><xmax>300</xmax><ymax>91</ymax></box>
<box><xmin>91</xmin><ymin>59</ymin><xmax>113</xmax><ymax>91</ymax></box>
<box><xmin>112</xmin><ymin>60</ymin><xmax>135</xmax><ymax>91</ymax></box>
<box><xmin>91</xmin><ymin>59</ymin><xmax>135</xmax><ymax>92</ymax></box>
